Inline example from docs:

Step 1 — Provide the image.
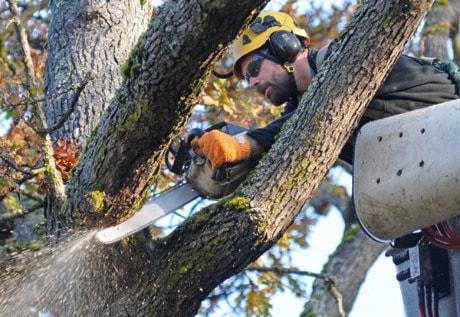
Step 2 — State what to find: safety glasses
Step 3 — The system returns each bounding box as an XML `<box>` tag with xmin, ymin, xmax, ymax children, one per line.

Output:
<box><xmin>244</xmin><ymin>54</ymin><xmax>265</xmax><ymax>82</ymax></box>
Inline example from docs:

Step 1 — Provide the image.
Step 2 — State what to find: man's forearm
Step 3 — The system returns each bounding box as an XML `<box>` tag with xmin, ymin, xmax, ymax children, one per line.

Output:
<box><xmin>249</xmin><ymin>136</ymin><xmax>265</xmax><ymax>157</ymax></box>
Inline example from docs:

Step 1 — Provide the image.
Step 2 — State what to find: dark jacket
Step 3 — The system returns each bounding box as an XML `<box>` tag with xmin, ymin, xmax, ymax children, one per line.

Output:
<box><xmin>246</xmin><ymin>53</ymin><xmax>459</xmax><ymax>164</ymax></box>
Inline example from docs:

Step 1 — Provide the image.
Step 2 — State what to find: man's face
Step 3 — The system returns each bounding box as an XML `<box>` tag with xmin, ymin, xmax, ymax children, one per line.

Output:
<box><xmin>240</xmin><ymin>52</ymin><xmax>292</xmax><ymax>106</ymax></box>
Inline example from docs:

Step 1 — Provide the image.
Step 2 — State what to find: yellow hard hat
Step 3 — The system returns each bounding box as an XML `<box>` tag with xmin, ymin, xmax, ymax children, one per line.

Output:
<box><xmin>232</xmin><ymin>12</ymin><xmax>310</xmax><ymax>79</ymax></box>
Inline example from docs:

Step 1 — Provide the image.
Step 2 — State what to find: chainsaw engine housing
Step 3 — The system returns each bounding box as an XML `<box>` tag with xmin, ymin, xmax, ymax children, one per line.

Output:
<box><xmin>187</xmin><ymin>155</ymin><xmax>258</xmax><ymax>199</ymax></box>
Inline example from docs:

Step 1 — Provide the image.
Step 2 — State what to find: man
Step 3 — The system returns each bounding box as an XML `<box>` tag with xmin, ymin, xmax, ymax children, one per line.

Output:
<box><xmin>192</xmin><ymin>11</ymin><xmax>459</xmax><ymax>169</ymax></box>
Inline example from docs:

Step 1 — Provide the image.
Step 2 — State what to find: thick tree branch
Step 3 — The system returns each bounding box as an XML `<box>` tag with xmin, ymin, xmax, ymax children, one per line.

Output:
<box><xmin>64</xmin><ymin>0</ymin><xmax>270</xmax><ymax>226</ymax></box>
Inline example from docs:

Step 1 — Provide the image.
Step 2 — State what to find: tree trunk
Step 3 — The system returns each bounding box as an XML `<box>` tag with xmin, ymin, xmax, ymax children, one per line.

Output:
<box><xmin>42</xmin><ymin>0</ymin><xmax>153</xmax><ymax>236</ymax></box>
<box><xmin>0</xmin><ymin>0</ymin><xmax>434</xmax><ymax>316</ymax></box>
<box><xmin>303</xmin><ymin>230</ymin><xmax>387</xmax><ymax>316</ymax></box>
<box><xmin>422</xmin><ymin>0</ymin><xmax>458</xmax><ymax>60</ymax></box>
<box><xmin>43</xmin><ymin>0</ymin><xmax>153</xmax><ymax>147</ymax></box>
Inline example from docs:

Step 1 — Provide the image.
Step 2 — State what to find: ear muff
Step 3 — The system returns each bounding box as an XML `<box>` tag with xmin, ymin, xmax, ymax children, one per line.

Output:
<box><xmin>268</xmin><ymin>31</ymin><xmax>303</xmax><ymax>63</ymax></box>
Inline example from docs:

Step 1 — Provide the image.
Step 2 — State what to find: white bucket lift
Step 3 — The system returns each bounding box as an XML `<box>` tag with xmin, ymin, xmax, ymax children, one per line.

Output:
<box><xmin>353</xmin><ymin>99</ymin><xmax>460</xmax><ymax>242</ymax></box>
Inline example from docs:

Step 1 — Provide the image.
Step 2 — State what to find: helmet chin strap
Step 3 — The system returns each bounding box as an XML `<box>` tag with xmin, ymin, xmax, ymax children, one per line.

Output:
<box><xmin>255</xmin><ymin>51</ymin><xmax>299</xmax><ymax>102</ymax></box>
<box><xmin>282</xmin><ymin>62</ymin><xmax>298</xmax><ymax>102</ymax></box>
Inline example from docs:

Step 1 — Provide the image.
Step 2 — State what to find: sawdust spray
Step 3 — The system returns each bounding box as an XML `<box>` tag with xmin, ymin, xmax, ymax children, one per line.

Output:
<box><xmin>0</xmin><ymin>231</ymin><xmax>105</xmax><ymax>316</ymax></box>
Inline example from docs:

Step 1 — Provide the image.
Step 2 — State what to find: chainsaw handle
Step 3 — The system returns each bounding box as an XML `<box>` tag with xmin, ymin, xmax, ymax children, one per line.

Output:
<box><xmin>185</xmin><ymin>122</ymin><xmax>233</xmax><ymax>146</ymax></box>
<box><xmin>185</xmin><ymin>128</ymin><xmax>205</xmax><ymax>147</ymax></box>
<box><xmin>166</xmin><ymin>121</ymin><xmax>248</xmax><ymax>176</ymax></box>
<box><xmin>166</xmin><ymin>137</ymin><xmax>190</xmax><ymax>175</ymax></box>
<box><xmin>186</xmin><ymin>121</ymin><xmax>247</xmax><ymax>145</ymax></box>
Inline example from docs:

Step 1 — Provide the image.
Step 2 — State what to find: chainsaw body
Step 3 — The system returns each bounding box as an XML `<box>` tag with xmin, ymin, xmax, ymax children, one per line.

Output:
<box><xmin>166</xmin><ymin>121</ymin><xmax>257</xmax><ymax>199</ymax></box>
<box><xmin>96</xmin><ymin>122</ymin><xmax>257</xmax><ymax>244</ymax></box>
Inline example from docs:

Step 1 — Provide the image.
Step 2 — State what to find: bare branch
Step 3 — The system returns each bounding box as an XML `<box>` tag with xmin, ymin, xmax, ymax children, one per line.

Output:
<box><xmin>0</xmin><ymin>154</ymin><xmax>45</xmax><ymax>177</ymax></box>
<box><xmin>6</xmin><ymin>0</ymin><xmax>36</xmax><ymax>91</ymax></box>
<box><xmin>0</xmin><ymin>203</ymin><xmax>43</xmax><ymax>224</ymax></box>
<box><xmin>246</xmin><ymin>265</ymin><xmax>345</xmax><ymax>315</ymax></box>
<box><xmin>246</xmin><ymin>265</ymin><xmax>328</xmax><ymax>279</ymax></box>
<box><xmin>18</xmin><ymin>188</ymin><xmax>45</xmax><ymax>203</ymax></box>
<box><xmin>2</xmin><ymin>73</ymin><xmax>94</xmax><ymax>136</ymax></box>
<box><xmin>19</xmin><ymin>1</ymin><xmax>48</xmax><ymax>24</ymax></box>
<box><xmin>326</xmin><ymin>276</ymin><xmax>346</xmax><ymax>317</ymax></box>
<box><xmin>38</xmin><ymin>72</ymin><xmax>94</xmax><ymax>136</ymax></box>
<box><xmin>6</xmin><ymin>0</ymin><xmax>66</xmax><ymax>202</ymax></box>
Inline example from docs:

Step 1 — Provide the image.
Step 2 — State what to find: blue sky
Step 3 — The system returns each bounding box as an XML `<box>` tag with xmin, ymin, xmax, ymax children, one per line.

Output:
<box><xmin>268</xmin><ymin>169</ymin><xmax>404</xmax><ymax>317</ymax></box>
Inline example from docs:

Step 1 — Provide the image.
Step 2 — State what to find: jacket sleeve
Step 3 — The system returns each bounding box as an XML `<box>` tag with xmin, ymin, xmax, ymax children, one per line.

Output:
<box><xmin>246</xmin><ymin>101</ymin><xmax>297</xmax><ymax>151</ymax></box>
<box><xmin>246</xmin><ymin>112</ymin><xmax>294</xmax><ymax>151</ymax></box>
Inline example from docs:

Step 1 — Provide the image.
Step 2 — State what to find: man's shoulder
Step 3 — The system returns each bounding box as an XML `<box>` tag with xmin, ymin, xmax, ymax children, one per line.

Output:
<box><xmin>309</xmin><ymin>41</ymin><xmax>336</xmax><ymax>73</ymax></box>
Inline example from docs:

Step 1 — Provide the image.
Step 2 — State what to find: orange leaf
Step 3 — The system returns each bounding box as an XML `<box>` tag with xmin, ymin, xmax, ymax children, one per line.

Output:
<box><xmin>53</xmin><ymin>139</ymin><xmax>81</xmax><ymax>182</ymax></box>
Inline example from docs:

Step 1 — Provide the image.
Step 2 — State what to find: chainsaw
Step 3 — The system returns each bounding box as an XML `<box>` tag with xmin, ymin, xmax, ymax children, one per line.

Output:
<box><xmin>96</xmin><ymin>122</ymin><xmax>258</xmax><ymax>244</ymax></box>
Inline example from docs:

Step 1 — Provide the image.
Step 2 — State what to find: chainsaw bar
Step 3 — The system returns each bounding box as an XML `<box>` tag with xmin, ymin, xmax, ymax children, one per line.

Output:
<box><xmin>96</xmin><ymin>183</ymin><xmax>200</xmax><ymax>244</ymax></box>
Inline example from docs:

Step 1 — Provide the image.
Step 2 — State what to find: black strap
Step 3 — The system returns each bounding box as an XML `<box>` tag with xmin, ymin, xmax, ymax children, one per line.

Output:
<box><xmin>257</xmin><ymin>51</ymin><xmax>298</xmax><ymax>101</ymax></box>
<box><xmin>283</xmin><ymin>62</ymin><xmax>298</xmax><ymax>101</ymax></box>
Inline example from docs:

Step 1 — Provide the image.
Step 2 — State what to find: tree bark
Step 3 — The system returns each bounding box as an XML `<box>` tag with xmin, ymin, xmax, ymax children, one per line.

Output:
<box><xmin>42</xmin><ymin>0</ymin><xmax>153</xmax><ymax>236</ymax></box>
<box><xmin>422</xmin><ymin>0</ymin><xmax>459</xmax><ymax>60</ymax></box>
<box><xmin>62</xmin><ymin>0</ymin><xmax>269</xmax><ymax>226</ymax></box>
<box><xmin>0</xmin><ymin>0</ymin><xmax>435</xmax><ymax>316</ymax></box>
<box><xmin>43</xmin><ymin>0</ymin><xmax>153</xmax><ymax>147</ymax></box>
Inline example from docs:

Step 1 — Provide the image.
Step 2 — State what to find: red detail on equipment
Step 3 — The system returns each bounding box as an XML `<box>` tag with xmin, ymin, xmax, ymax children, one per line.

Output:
<box><xmin>422</xmin><ymin>221</ymin><xmax>460</xmax><ymax>250</ymax></box>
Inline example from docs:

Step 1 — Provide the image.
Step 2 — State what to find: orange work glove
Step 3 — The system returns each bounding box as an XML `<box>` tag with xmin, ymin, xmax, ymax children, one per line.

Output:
<box><xmin>191</xmin><ymin>130</ymin><xmax>253</xmax><ymax>170</ymax></box>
